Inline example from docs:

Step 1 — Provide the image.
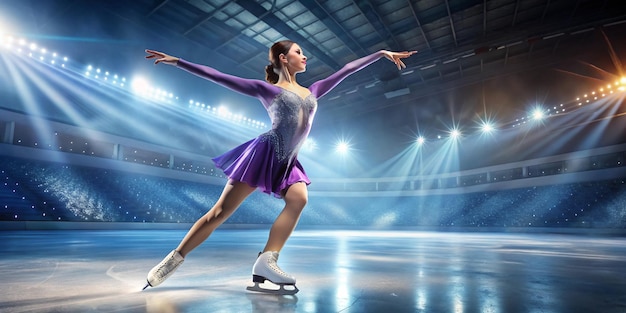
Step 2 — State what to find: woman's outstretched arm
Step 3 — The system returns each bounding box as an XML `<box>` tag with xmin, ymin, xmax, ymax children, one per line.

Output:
<box><xmin>309</xmin><ymin>50</ymin><xmax>416</xmax><ymax>99</ymax></box>
<box><xmin>145</xmin><ymin>49</ymin><xmax>276</xmax><ymax>106</ymax></box>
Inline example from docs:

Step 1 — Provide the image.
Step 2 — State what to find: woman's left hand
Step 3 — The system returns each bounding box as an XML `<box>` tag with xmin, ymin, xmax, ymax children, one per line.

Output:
<box><xmin>382</xmin><ymin>50</ymin><xmax>418</xmax><ymax>70</ymax></box>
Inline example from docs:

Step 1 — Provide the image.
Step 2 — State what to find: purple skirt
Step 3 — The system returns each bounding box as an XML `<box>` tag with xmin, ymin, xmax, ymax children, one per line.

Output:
<box><xmin>212</xmin><ymin>135</ymin><xmax>311</xmax><ymax>198</ymax></box>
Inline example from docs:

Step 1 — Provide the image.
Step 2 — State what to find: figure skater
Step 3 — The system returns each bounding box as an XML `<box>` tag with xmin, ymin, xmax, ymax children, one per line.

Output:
<box><xmin>142</xmin><ymin>40</ymin><xmax>415</xmax><ymax>294</ymax></box>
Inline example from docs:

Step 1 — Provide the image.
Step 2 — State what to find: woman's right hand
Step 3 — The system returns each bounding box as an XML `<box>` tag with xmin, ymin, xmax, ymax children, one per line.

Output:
<box><xmin>145</xmin><ymin>49</ymin><xmax>179</xmax><ymax>65</ymax></box>
<box><xmin>381</xmin><ymin>50</ymin><xmax>417</xmax><ymax>70</ymax></box>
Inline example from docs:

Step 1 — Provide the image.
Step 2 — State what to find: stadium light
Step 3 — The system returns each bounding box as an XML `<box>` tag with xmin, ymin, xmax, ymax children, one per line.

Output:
<box><xmin>481</xmin><ymin>122</ymin><xmax>494</xmax><ymax>133</ymax></box>
<box><xmin>1</xmin><ymin>35</ymin><xmax>11</xmax><ymax>49</ymax></box>
<box><xmin>532</xmin><ymin>108</ymin><xmax>545</xmax><ymax>121</ymax></box>
<box><xmin>302</xmin><ymin>138</ymin><xmax>318</xmax><ymax>152</ymax></box>
<box><xmin>449</xmin><ymin>129</ymin><xmax>461</xmax><ymax>139</ymax></box>
<box><xmin>335</xmin><ymin>140</ymin><xmax>350</xmax><ymax>154</ymax></box>
<box><xmin>217</xmin><ymin>105</ymin><xmax>229</xmax><ymax>117</ymax></box>
<box><xmin>416</xmin><ymin>136</ymin><xmax>425</xmax><ymax>146</ymax></box>
<box><xmin>131</xmin><ymin>76</ymin><xmax>149</xmax><ymax>95</ymax></box>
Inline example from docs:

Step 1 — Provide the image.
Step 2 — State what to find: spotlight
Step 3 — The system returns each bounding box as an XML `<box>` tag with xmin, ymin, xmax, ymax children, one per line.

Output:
<box><xmin>131</xmin><ymin>76</ymin><xmax>149</xmax><ymax>95</ymax></box>
<box><xmin>217</xmin><ymin>106</ymin><xmax>229</xmax><ymax>116</ymax></box>
<box><xmin>532</xmin><ymin>108</ymin><xmax>545</xmax><ymax>121</ymax></box>
<box><xmin>450</xmin><ymin>129</ymin><xmax>461</xmax><ymax>139</ymax></box>
<box><xmin>335</xmin><ymin>140</ymin><xmax>350</xmax><ymax>154</ymax></box>
<box><xmin>302</xmin><ymin>138</ymin><xmax>318</xmax><ymax>152</ymax></box>
<box><xmin>1</xmin><ymin>35</ymin><xmax>12</xmax><ymax>48</ymax></box>
<box><xmin>481</xmin><ymin>122</ymin><xmax>494</xmax><ymax>133</ymax></box>
<box><xmin>416</xmin><ymin>136</ymin><xmax>425</xmax><ymax>145</ymax></box>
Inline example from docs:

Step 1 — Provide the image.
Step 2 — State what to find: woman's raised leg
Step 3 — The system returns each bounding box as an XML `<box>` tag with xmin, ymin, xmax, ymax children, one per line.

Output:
<box><xmin>177</xmin><ymin>180</ymin><xmax>257</xmax><ymax>257</ymax></box>
<box><xmin>144</xmin><ymin>180</ymin><xmax>255</xmax><ymax>289</ymax></box>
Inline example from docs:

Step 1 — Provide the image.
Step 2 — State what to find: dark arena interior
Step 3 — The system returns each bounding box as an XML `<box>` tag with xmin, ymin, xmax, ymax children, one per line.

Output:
<box><xmin>1</xmin><ymin>1</ymin><xmax>625</xmax><ymax>312</ymax></box>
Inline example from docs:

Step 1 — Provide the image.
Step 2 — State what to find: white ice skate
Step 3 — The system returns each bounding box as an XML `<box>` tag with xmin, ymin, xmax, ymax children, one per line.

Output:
<box><xmin>142</xmin><ymin>250</ymin><xmax>184</xmax><ymax>290</ymax></box>
<box><xmin>246</xmin><ymin>251</ymin><xmax>299</xmax><ymax>295</ymax></box>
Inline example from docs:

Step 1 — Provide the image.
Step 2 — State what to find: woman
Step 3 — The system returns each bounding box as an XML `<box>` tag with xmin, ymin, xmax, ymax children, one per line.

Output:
<box><xmin>142</xmin><ymin>40</ymin><xmax>415</xmax><ymax>294</ymax></box>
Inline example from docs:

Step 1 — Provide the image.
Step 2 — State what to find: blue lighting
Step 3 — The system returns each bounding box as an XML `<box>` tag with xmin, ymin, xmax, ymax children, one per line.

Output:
<box><xmin>2</xmin><ymin>29</ymin><xmax>625</xmax><ymax>174</ymax></box>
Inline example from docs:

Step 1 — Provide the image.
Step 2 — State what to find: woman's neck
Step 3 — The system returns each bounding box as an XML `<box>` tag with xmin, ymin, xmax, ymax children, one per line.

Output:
<box><xmin>276</xmin><ymin>75</ymin><xmax>299</xmax><ymax>88</ymax></box>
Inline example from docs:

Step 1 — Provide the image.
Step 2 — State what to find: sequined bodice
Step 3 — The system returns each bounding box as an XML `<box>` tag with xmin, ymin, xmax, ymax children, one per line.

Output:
<box><xmin>266</xmin><ymin>90</ymin><xmax>317</xmax><ymax>161</ymax></box>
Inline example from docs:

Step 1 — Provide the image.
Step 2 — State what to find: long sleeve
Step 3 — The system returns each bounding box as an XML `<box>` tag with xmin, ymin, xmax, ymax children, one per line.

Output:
<box><xmin>176</xmin><ymin>59</ymin><xmax>278</xmax><ymax>108</ymax></box>
<box><xmin>309</xmin><ymin>51</ymin><xmax>384</xmax><ymax>99</ymax></box>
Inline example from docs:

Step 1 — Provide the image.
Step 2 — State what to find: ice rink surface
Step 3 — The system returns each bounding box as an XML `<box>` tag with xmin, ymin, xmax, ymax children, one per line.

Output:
<box><xmin>1</xmin><ymin>228</ymin><xmax>625</xmax><ymax>313</ymax></box>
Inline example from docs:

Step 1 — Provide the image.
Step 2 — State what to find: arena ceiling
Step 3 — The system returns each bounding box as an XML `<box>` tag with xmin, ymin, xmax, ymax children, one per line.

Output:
<box><xmin>2</xmin><ymin>0</ymin><xmax>626</xmax><ymax>158</ymax></box>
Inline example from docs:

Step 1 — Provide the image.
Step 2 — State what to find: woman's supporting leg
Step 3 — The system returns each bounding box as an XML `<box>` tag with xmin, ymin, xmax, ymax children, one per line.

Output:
<box><xmin>263</xmin><ymin>182</ymin><xmax>308</xmax><ymax>253</ymax></box>
<box><xmin>247</xmin><ymin>182</ymin><xmax>307</xmax><ymax>294</ymax></box>
<box><xmin>176</xmin><ymin>180</ymin><xmax>256</xmax><ymax>257</ymax></box>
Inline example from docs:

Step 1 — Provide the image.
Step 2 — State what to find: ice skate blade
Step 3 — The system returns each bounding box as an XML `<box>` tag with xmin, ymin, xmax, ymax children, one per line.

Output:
<box><xmin>142</xmin><ymin>281</ymin><xmax>151</xmax><ymax>291</ymax></box>
<box><xmin>246</xmin><ymin>282</ymin><xmax>299</xmax><ymax>295</ymax></box>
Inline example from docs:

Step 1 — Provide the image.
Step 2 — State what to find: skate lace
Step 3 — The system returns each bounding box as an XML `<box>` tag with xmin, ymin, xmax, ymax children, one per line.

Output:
<box><xmin>267</xmin><ymin>254</ymin><xmax>289</xmax><ymax>276</ymax></box>
<box><xmin>155</xmin><ymin>254</ymin><xmax>179</xmax><ymax>279</ymax></box>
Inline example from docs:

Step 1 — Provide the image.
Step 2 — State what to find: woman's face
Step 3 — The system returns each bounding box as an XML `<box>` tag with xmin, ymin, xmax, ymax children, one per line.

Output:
<box><xmin>282</xmin><ymin>43</ymin><xmax>307</xmax><ymax>74</ymax></box>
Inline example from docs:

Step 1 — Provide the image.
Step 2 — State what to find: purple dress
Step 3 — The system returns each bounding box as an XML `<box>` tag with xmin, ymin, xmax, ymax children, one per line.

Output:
<box><xmin>177</xmin><ymin>51</ymin><xmax>384</xmax><ymax>197</ymax></box>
